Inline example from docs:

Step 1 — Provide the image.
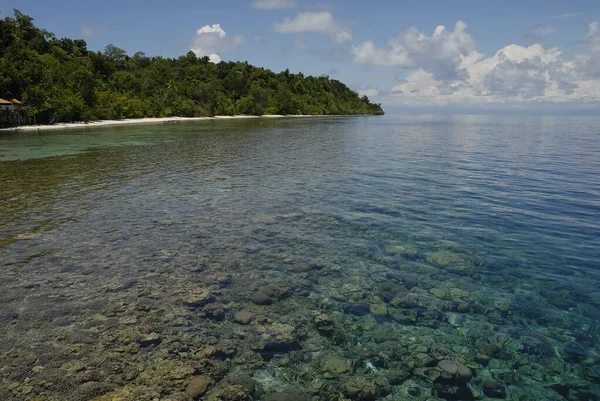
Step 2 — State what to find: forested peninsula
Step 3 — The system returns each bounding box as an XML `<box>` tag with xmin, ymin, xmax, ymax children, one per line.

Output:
<box><xmin>0</xmin><ymin>10</ymin><xmax>383</xmax><ymax>126</ymax></box>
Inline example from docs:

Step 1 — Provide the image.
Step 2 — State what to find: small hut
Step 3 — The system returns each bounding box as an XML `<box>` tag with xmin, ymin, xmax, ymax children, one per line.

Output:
<box><xmin>0</xmin><ymin>98</ymin><xmax>12</xmax><ymax>111</ymax></box>
<box><xmin>0</xmin><ymin>97</ymin><xmax>29</xmax><ymax>128</ymax></box>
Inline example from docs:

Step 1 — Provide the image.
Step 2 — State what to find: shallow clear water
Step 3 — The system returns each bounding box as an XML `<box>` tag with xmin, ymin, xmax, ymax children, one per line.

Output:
<box><xmin>0</xmin><ymin>115</ymin><xmax>599</xmax><ymax>401</ymax></box>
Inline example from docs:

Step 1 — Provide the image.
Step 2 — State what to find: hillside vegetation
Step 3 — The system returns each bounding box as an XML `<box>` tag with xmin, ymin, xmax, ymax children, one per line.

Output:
<box><xmin>0</xmin><ymin>10</ymin><xmax>384</xmax><ymax>124</ymax></box>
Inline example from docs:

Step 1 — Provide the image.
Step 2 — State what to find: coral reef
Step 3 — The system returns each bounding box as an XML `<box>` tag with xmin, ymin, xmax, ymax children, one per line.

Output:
<box><xmin>1</xmin><ymin>208</ymin><xmax>598</xmax><ymax>401</ymax></box>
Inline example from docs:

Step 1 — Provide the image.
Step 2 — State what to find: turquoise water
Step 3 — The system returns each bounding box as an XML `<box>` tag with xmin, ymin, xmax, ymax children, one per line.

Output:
<box><xmin>0</xmin><ymin>115</ymin><xmax>599</xmax><ymax>400</ymax></box>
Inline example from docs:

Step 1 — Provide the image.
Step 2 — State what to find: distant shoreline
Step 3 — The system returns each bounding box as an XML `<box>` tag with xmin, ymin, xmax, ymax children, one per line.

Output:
<box><xmin>0</xmin><ymin>114</ymin><xmax>359</xmax><ymax>133</ymax></box>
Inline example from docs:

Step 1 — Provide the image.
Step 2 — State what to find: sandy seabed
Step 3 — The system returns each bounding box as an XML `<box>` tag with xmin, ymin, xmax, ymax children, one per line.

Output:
<box><xmin>1</xmin><ymin>114</ymin><xmax>328</xmax><ymax>132</ymax></box>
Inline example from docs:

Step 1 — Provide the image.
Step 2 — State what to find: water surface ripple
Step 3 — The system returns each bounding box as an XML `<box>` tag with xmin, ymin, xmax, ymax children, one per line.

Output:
<box><xmin>0</xmin><ymin>115</ymin><xmax>599</xmax><ymax>401</ymax></box>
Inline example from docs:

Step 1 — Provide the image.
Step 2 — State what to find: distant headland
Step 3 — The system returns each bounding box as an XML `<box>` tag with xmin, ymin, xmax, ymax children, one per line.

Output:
<box><xmin>0</xmin><ymin>10</ymin><xmax>384</xmax><ymax>129</ymax></box>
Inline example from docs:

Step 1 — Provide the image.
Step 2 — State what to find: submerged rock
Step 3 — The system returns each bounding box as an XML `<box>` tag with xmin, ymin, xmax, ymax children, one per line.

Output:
<box><xmin>584</xmin><ymin>365</ymin><xmax>600</xmax><ymax>382</ymax></box>
<box><xmin>400</xmin><ymin>273</ymin><xmax>419</xmax><ymax>289</ymax></box>
<box><xmin>88</xmin><ymin>387</ymin><xmax>135</xmax><ymax>401</ymax></box>
<box><xmin>135</xmin><ymin>333</ymin><xmax>161</xmax><ymax>347</ymax></box>
<box><xmin>343</xmin><ymin>376</ymin><xmax>390</xmax><ymax>401</ymax></box>
<box><xmin>195</xmin><ymin>345</ymin><xmax>235</xmax><ymax>360</ymax></box>
<box><xmin>292</xmin><ymin>262</ymin><xmax>316</xmax><ymax>272</ymax></box>
<box><xmin>321</xmin><ymin>355</ymin><xmax>351</xmax><ymax>374</ymax></box>
<box><xmin>384</xmin><ymin>242</ymin><xmax>420</xmax><ymax>258</ymax></box>
<box><xmin>261</xmin><ymin>342</ymin><xmax>302</xmax><ymax>360</ymax></box>
<box><xmin>389</xmin><ymin>307</ymin><xmax>417</xmax><ymax>324</ymax></box>
<box><xmin>426</xmin><ymin>250</ymin><xmax>465</xmax><ymax>267</ymax></box>
<box><xmin>78</xmin><ymin>381</ymin><xmax>115</xmax><ymax>399</ymax></box>
<box><xmin>203</xmin><ymin>303</ymin><xmax>226</xmax><ymax>320</ymax></box>
<box><xmin>262</xmin><ymin>389</ymin><xmax>311</xmax><ymax>401</ymax></box>
<box><xmin>430</xmin><ymin>288</ymin><xmax>449</xmax><ymax>299</ymax></box>
<box><xmin>369</xmin><ymin>303</ymin><xmax>388</xmax><ymax>316</ymax></box>
<box><xmin>161</xmin><ymin>393</ymin><xmax>193</xmax><ymax>401</ymax></box>
<box><xmin>260</xmin><ymin>284</ymin><xmax>289</xmax><ymax>298</ymax></box>
<box><xmin>227</xmin><ymin>373</ymin><xmax>255</xmax><ymax>393</ymax></box>
<box><xmin>255</xmin><ymin>322</ymin><xmax>300</xmax><ymax>358</ymax></box>
<box><xmin>205</xmin><ymin>385</ymin><xmax>250</xmax><ymax>401</ymax></box>
<box><xmin>234</xmin><ymin>311</ymin><xmax>255</xmax><ymax>325</ymax></box>
<box><xmin>360</xmin><ymin>314</ymin><xmax>378</xmax><ymax>331</ymax></box>
<box><xmin>343</xmin><ymin>304</ymin><xmax>370</xmax><ymax>316</ymax></box>
<box><xmin>138</xmin><ymin>359</ymin><xmax>196</xmax><ymax>383</ymax></box>
<box><xmin>437</xmin><ymin>360</ymin><xmax>472</xmax><ymax>380</ymax></box>
<box><xmin>314</xmin><ymin>313</ymin><xmax>333</xmax><ymax>327</ymax></box>
<box><xmin>251</xmin><ymin>293</ymin><xmax>273</xmax><ymax>305</ymax></box>
<box><xmin>197</xmin><ymin>346</ymin><xmax>219</xmax><ymax>359</ymax></box>
<box><xmin>185</xmin><ymin>376</ymin><xmax>212</xmax><ymax>400</ymax></box>
<box><xmin>317</xmin><ymin>325</ymin><xmax>335</xmax><ymax>337</ymax></box>
<box><xmin>183</xmin><ymin>288</ymin><xmax>214</xmax><ymax>307</ymax></box>
<box><xmin>483</xmin><ymin>380</ymin><xmax>506</xmax><ymax>399</ymax></box>
<box><xmin>414</xmin><ymin>352</ymin><xmax>435</xmax><ymax>367</ymax></box>
<box><xmin>426</xmin><ymin>250</ymin><xmax>476</xmax><ymax>275</ymax></box>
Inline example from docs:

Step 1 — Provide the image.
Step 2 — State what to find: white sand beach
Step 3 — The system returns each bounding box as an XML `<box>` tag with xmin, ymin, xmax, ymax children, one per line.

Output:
<box><xmin>0</xmin><ymin>115</ymin><xmax>333</xmax><ymax>132</ymax></box>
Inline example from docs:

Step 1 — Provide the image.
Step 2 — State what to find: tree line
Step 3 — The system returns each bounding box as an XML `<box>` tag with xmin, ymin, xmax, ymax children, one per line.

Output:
<box><xmin>0</xmin><ymin>10</ymin><xmax>384</xmax><ymax>124</ymax></box>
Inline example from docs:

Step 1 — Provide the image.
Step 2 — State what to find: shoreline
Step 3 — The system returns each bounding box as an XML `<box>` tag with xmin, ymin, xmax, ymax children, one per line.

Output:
<box><xmin>0</xmin><ymin>114</ymin><xmax>349</xmax><ymax>133</ymax></box>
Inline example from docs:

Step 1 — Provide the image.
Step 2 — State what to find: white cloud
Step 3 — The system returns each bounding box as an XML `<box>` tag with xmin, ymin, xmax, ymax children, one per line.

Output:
<box><xmin>190</xmin><ymin>24</ymin><xmax>245</xmax><ymax>63</ymax></box>
<box><xmin>80</xmin><ymin>25</ymin><xmax>105</xmax><ymax>38</ymax></box>
<box><xmin>578</xmin><ymin>22</ymin><xmax>600</xmax><ymax>77</ymax></box>
<box><xmin>356</xmin><ymin>20</ymin><xmax>600</xmax><ymax>107</ymax></box>
<box><xmin>208</xmin><ymin>54</ymin><xmax>222</xmax><ymax>63</ymax></box>
<box><xmin>273</xmin><ymin>11</ymin><xmax>352</xmax><ymax>44</ymax></box>
<box><xmin>390</xmin><ymin>43</ymin><xmax>580</xmax><ymax>105</ymax></box>
<box><xmin>252</xmin><ymin>0</ymin><xmax>296</xmax><ymax>9</ymax></box>
<box><xmin>358</xmin><ymin>88</ymin><xmax>380</xmax><ymax>98</ymax></box>
<box><xmin>585</xmin><ymin>21</ymin><xmax>599</xmax><ymax>41</ymax></box>
<box><xmin>546</xmin><ymin>12</ymin><xmax>580</xmax><ymax>20</ymax></box>
<box><xmin>353</xmin><ymin>21</ymin><xmax>476</xmax><ymax>80</ymax></box>
<box><xmin>392</xmin><ymin>70</ymin><xmax>441</xmax><ymax>97</ymax></box>
<box><xmin>334</xmin><ymin>27</ymin><xmax>352</xmax><ymax>44</ymax></box>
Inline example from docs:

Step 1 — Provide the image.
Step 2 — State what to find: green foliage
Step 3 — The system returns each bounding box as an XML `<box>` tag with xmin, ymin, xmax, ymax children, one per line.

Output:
<box><xmin>0</xmin><ymin>10</ymin><xmax>384</xmax><ymax>124</ymax></box>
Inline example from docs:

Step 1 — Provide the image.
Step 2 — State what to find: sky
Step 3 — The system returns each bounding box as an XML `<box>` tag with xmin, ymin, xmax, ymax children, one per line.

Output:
<box><xmin>2</xmin><ymin>0</ymin><xmax>600</xmax><ymax>112</ymax></box>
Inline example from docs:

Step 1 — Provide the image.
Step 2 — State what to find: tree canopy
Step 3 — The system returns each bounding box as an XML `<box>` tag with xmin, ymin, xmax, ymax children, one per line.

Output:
<box><xmin>0</xmin><ymin>10</ymin><xmax>384</xmax><ymax>124</ymax></box>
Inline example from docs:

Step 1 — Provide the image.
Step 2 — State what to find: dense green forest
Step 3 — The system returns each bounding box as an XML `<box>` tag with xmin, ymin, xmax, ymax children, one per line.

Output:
<box><xmin>0</xmin><ymin>10</ymin><xmax>383</xmax><ymax>125</ymax></box>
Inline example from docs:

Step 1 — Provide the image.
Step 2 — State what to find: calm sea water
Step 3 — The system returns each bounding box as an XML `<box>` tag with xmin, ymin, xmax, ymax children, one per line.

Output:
<box><xmin>0</xmin><ymin>115</ymin><xmax>599</xmax><ymax>400</ymax></box>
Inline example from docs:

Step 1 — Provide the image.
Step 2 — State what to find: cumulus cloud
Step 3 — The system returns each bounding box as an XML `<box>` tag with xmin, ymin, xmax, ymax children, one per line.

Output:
<box><xmin>480</xmin><ymin>47</ymin><xmax>564</xmax><ymax>98</ymax></box>
<box><xmin>390</xmin><ymin>43</ymin><xmax>580</xmax><ymax>105</ymax></box>
<box><xmin>252</xmin><ymin>0</ymin><xmax>296</xmax><ymax>9</ymax></box>
<box><xmin>273</xmin><ymin>11</ymin><xmax>352</xmax><ymax>44</ymax></box>
<box><xmin>208</xmin><ymin>54</ymin><xmax>222</xmax><ymax>63</ymax></box>
<box><xmin>353</xmin><ymin>21</ymin><xmax>476</xmax><ymax>80</ymax></box>
<box><xmin>357</xmin><ymin>20</ymin><xmax>600</xmax><ymax>107</ymax></box>
<box><xmin>190</xmin><ymin>24</ymin><xmax>245</xmax><ymax>63</ymax></box>
<box><xmin>577</xmin><ymin>22</ymin><xmax>600</xmax><ymax>77</ymax></box>
<box><xmin>392</xmin><ymin>70</ymin><xmax>442</xmax><ymax>98</ymax></box>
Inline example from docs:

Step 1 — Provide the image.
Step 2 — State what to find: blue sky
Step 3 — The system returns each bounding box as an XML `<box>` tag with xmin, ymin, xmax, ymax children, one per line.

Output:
<box><xmin>2</xmin><ymin>0</ymin><xmax>600</xmax><ymax>111</ymax></box>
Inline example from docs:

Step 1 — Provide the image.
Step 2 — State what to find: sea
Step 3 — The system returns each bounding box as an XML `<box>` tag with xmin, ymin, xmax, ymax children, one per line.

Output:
<box><xmin>1</xmin><ymin>114</ymin><xmax>599</xmax><ymax>401</ymax></box>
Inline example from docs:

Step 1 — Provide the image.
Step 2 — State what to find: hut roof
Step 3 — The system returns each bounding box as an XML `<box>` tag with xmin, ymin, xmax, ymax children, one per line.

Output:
<box><xmin>0</xmin><ymin>98</ymin><xmax>12</xmax><ymax>105</ymax></box>
<box><xmin>11</xmin><ymin>99</ymin><xmax>23</xmax><ymax>105</ymax></box>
